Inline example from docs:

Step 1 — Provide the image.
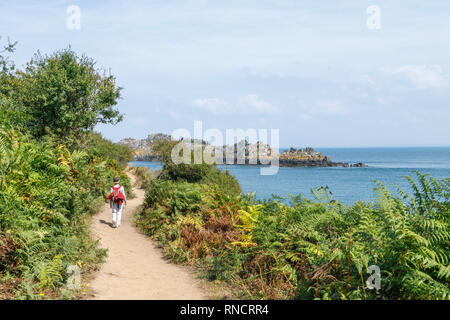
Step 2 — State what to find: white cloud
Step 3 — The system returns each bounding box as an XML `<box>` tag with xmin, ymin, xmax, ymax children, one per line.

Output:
<box><xmin>238</xmin><ymin>94</ymin><xmax>279</xmax><ymax>114</ymax></box>
<box><xmin>192</xmin><ymin>94</ymin><xmax>277</xmax><ymax>115</ymax></box>
<box><xmin>192</xmin><ymin>98</ymin><xmax>228</xmax><ymax>115</ymax></box>
<box><xmin>384</xmin><ymin>65</ymin><xmax>449</xmax><ymax>89</ymax></box>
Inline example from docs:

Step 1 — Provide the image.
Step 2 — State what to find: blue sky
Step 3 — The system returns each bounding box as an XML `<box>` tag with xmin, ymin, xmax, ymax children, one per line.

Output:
<box><xmin>1</xmin><ymin>0</ymin><xmax>450</xmax><ymax>147</ymax></box>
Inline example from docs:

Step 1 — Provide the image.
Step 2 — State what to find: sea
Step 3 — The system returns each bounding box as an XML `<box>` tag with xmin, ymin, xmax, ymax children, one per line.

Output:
<box><xmin>129</xmin><ymin>147</ymin><xmax>450</xmax><ymax>205</ymax></box>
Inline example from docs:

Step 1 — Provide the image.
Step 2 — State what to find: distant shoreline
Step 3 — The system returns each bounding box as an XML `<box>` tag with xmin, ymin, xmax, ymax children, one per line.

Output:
<box><xmin>119</xmin><ymin>134</ymin><xmax>367</xmax><ymax>168</ymax></box>
<box><xmin>130</xmin><ymin>159</ymin><xmax>368</xmax><ymax>168</ymax></box>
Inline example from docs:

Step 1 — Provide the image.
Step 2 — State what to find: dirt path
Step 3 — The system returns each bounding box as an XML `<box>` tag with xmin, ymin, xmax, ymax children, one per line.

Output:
<box><xmin>86</xmin><ymin>172</ymin><xmax>208</xmax><ymax>300</ymax></box>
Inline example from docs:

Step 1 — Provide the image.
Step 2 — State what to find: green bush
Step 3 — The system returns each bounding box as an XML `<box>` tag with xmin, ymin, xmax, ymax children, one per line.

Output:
<box><xmin>0</xmin><ymin>128</ymin><xmax>130</xmax><ymax>299</ymax></box>
<box><xmin>200</xmin><ymin>167</ymin><xmax>241</xmax><ymax>196</ymax></box>
<box><xmin>84</xmin><ymin>132</ymin><xmax>134</xmax><ymax>167</ymax></box>
<box><xmin>136</xmin><ymin>167</ymin><xmax>450</xmax><ymax>300</ymax></box>
<box><xmin>152</xmin><ymin>140</ymin><xmax>241</xmax><ymax>197</ymax></box>
<box><xmin>130</xmin><ymin>166</ymin><xmax>160</xmax><ymax>189</ymax></box>
<box><xmin>1</xmin><ymin>48</ymin><xmax>122</xmax><ymax>145</ymax></box>
<box><xmin>159</xmin><ymin>162</ymin><xmax>240</xmax><ymax>197</ymax></box>
<box><xmin>0</xmin><ymin>44</ymin><xmax>132</xmax><ymax>299</ymax></box>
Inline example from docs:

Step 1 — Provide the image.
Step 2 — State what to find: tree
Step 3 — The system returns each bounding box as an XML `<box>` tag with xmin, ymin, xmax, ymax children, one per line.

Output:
<box><xmin>85</xmin><ymin>132</ymin><xmax>134</xmax><ymax>167</ymax></box>
<box><xmin>0</xmin><ymin>38</ymin><xmax>30</xmax><ymax>130</ymax></box>
<box><xmin>7</xmin><ymin>48</ymin><xmax>123</xmax><ymax>144</ymax></box>
<box><xmin>0</xmin><ymin>36</ymin><xmax>17</xmax><ymax>73</ymax></box>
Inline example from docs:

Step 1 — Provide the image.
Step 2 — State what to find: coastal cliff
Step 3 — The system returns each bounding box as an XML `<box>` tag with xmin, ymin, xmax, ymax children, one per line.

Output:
<box><xmin>119</xmin><ymin>134</ymin><xmax>366</xmax><ymax>168</ymax></box>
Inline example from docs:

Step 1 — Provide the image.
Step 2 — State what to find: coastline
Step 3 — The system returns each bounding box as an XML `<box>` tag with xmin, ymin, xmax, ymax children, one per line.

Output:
<box><xmin>129</xmin><ymin>146</ymin><xmax>450</xmax><ymax>204</ymax></box>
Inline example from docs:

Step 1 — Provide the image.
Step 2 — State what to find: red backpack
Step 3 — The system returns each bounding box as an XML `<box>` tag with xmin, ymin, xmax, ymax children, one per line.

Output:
<box><xmin>107</xmin><ymin>185</ymin><xmax>125</xmax><ymax>205</ymax></box>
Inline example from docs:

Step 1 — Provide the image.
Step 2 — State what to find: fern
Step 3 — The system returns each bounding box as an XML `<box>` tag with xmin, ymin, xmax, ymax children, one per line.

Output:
<box><xmin>39</xmin><ymin>254</ymin><xmax>64</xmax><ymax>290</ymax></box>
<box><xmin>136</xmin><ymin>169</ymin><xmax>449</xmax><ymax>300</ymax></box>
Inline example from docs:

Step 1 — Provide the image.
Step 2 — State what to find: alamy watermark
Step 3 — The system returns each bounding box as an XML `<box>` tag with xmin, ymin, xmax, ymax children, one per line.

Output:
<box><xmin>67</xmin><ymin>5</ymin><xmax>81</xmax><ymax>30</ymax></box>
<box><xmin>65</xmin><ymin>5</ymin><xmax>379</xmax><ymax>31</ymax></box>
<box><xmin>366</xmin><ymin>264</ymin><xmax>381</xmax><ymax>291</ymax></box>
<box><xmin>64</xmin><ymin>5</ymin><xmax>380</xmax><ymax>31</ymax></box>
<box><xmin>170</xmin><ymin>121</ymin><xmax>279</xmax><ymax>175</ymax></box>
<box><xmin>66</xmin><ymin>265</ymin><xmax>81</xmax><ymax>290</ymax></box>
<box><xmin>366</xmin><ymin>5</ymin><xmax>381</xmax><ymax>30</ymax></box>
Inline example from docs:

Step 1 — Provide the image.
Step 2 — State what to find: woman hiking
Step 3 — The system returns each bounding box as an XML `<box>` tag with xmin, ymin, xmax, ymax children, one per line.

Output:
<box><xmin>106</xmin><ymin>177</ymin><xmax>127</xmax><ymax>228</ymax></box>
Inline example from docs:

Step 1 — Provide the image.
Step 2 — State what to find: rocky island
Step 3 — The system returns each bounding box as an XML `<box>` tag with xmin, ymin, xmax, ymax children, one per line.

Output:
<box><xmin>119</xmin><ymin>133</ymin><xmax>172</xmax><ymax>161</ymax></box>
<box><xmin>119</xmin><ymin>134</ymin><xmax>366</xmax><ymax>168</ymax></box>
<box><xmin>279</xmin><ymin>147</ymin><xmax>366</xmax><ymax>167</ymax></box>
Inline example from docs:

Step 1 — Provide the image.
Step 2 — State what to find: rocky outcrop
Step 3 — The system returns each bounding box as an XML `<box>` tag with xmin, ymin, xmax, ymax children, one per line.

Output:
<box><xmin>350</xmin><ymin>162</ymin><xmax>366</xmax><ymax>167</ymax></box>
<box><xmin>119</xmin><ymin>134</ymin><xmax>366</xmax><ymax>167</ymax></box>
<box><xmin>119</xmin><ymin>133</ymin><xmax>172</xmax><ymax>161</ymax></box>
<box><xmin>277</xmin><ymin>148</ymin><xmax>365</xmax><ymax>167</ymax></box>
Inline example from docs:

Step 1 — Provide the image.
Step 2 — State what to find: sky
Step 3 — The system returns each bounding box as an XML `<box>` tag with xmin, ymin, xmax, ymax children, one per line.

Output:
<box><xmin>1</xmin><ymin>0</ymin><xmax>449</xmax><ymax>147</ymax></box>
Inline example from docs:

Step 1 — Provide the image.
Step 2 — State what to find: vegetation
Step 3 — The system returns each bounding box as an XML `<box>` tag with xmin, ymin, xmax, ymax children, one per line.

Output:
<box><xmin>153</xmin><ymin>140</ymin><xmax>241</xmax><ymax>196</ymax></box>
<box><xmin>0</xmin><ymin>48</ymin><xmax>122</xmax><ymax>147</ymax></box>
<box><xmin>85</xmin><ymin>132</ymin><xmax>134</xmax><ymax>167</ymax></box>
<box><xmin>130</xmin><ymin>166</ymin><xmax>160</xmax><ymax>190</ymax></box>
<box><xmin>1</xmin><ymin>38</ymin><xmax>448</xmax><ymax>301</ymax></box>
<box><xmin>0</xmin><ymin>41</ymin><xmax>131</xmax><ymax>299</ymax></box>
<box><xmin>136</xmin><ymin>146</ymin><xmax>450</xmax><ymax>299</ymax></box>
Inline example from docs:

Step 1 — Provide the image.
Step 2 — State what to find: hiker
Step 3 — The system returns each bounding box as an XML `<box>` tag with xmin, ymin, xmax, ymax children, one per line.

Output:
<box><xmin>106</xmin><ymin>177</ymin><xmax>127</xmax><ymax>228</ymax></box>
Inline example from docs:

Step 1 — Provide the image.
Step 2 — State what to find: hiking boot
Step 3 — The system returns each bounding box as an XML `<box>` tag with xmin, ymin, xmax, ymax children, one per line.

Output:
<box><xmin>112</xmin><ymin>222</ymin><xmax>116</xmax><ymax>228</ymax></box>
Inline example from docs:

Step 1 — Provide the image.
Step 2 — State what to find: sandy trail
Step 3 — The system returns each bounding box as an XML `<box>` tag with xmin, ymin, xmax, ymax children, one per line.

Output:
<box><xmin>87</xmin><ymin>172</ymin><xmax>207</xmax><ymax>300</ymax></box>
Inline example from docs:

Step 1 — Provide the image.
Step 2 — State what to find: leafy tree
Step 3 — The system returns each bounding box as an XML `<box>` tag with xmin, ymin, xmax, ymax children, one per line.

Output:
<box><xmin>152</xmin><ymin>139</ymin><xmax>178</xmax><ymax>162</ymax></box>
<box><xmin>85</xmin><ymin>132</ymin><xmax>134</xmax><ymax>167</ymax></box>
<box><xmin>5</xmin><ymin>48</ymin><xmax>123</xmax><ymax>145</ymax></box>
<box><xmin>0</xmin><ymin>41</ymin><xmax>132</xmax><ymax>298</ymax></box>
<box><xmin>0</xmin><ymin>36</ymin><xmax>17</xmax><ymax>73</ymax></box>
<box><xmin>153</xmin><ymin>140</ymin><xmax>241</xmax><ymax>195</ymax></box>
<box><xmin>0</xmin><ymin>98</ymin><xmax>31</xmax><ymax>130</ymax></box>
<box><xmin>0</xmin><ymin>38</ymin><xmax>31</xmax><ymax>131</ymax></box>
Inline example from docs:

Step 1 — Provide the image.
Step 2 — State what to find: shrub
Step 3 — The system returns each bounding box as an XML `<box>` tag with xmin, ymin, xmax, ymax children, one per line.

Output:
<box><xmin>84</xmin><ymin>132</ymin><xmax>134</xmax><ymax>167</ymax></box>
<box><xmin>136</xmin><ymin>168</ymin><xmax>450</xmax><ymax>300</ymax></box>
<box><xmin>0</xmin><ymin>45</ymin><xmax>131</xmax><ymax>299</ymax></box>
<box><xmin>0</xmin><ymin>127</ymin><xmax>129</xmax><ymax>299</ymax></box>
<box><xmin>130</xmin><ymin>166</ymin><xmax>160</xmax><ymax>189</ymax></box>
<box><xmin>3</xmin><ymin>48</ymin><xmax>122</xmax><ymax>145</ymax></box>
<box><xmin>153</xmin><ymin>140</ymin><xmax>241</xmax><ymax>197</ymax></box>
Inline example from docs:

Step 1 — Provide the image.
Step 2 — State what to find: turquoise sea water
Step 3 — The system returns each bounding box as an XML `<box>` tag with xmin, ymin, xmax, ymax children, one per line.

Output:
<box><xmin>129</xmin><ymin>147</ymin><xmax>450</xmax><ymax>205</ymax></box>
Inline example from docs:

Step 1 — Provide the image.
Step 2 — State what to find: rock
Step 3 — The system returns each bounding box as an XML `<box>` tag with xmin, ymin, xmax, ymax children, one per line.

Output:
<box><xmin>118</xmin><ymin>133</ymin><xmax>173</xmax><ymax>161</ymax></box>
<box><xmin>351</xmin><ymin>162</ymin><xmax>366</xmax><ymax>167</ymax></box>
<box><xmin>119</xmin><ymin>133</ymin><xmax>367</xmax><ymax>168</ymax></box>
